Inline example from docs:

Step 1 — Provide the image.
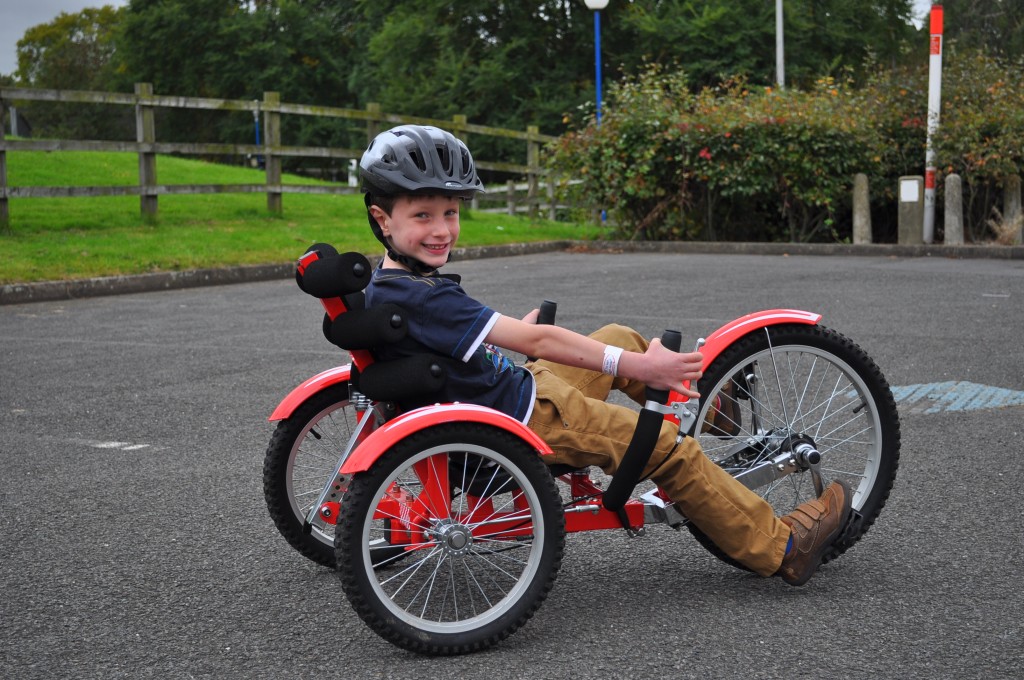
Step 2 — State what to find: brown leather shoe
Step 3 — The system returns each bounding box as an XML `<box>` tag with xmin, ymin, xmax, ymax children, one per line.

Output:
<box><xmin>703</xmin><ymin>380</ymin><xmax>741</xmax><ymax>437</ymax></box>
<box><xmin>777</xmin><ymin>480</ymin><xmax>852</xmax><ymax>586</ymax></box>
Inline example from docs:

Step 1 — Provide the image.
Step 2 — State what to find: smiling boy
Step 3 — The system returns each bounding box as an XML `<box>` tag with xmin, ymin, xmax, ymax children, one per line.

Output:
<box><xmin>360</xmin><ymin>124</ymin><xmax>852</xmax><ymax>586</ymax></box>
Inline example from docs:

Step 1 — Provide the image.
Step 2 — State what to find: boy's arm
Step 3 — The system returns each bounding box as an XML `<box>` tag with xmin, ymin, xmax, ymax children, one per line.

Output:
<box><xmin>485</xmin><ymin>314</ymin><xmax>703</xmax><ymax>397</ymax></box>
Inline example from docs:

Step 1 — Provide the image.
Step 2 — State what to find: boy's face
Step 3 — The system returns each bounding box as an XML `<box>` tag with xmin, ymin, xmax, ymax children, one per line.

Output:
<box><xmin>372</xmin><ymin>194</ymin><xmax>461</xmax><ymax>271</ymax></box>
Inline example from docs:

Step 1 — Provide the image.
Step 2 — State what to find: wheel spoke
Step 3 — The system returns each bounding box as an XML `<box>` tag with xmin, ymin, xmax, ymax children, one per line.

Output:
<box><xmin>337</xmin><ymin>428</ymin><xmax>563</xmax><ymax>649</ymax></box>
<box><xmin>696</xmin><ymin>330</ymin><xmax>893</xmax><ymax>516</ymax></box>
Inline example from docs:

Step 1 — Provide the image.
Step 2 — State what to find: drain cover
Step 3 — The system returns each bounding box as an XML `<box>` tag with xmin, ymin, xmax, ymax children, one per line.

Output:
<box><xmin>892</xmin><ymin>381</ymin><xmax>1024</xmax><ymax>414</ymax></box>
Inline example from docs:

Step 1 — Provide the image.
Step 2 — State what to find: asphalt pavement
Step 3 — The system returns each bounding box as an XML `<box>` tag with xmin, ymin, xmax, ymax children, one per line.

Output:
<box><xmin>1</xmin><ymin>249</ymin><xmax>1022</xmax><ymax>678</ymax></box>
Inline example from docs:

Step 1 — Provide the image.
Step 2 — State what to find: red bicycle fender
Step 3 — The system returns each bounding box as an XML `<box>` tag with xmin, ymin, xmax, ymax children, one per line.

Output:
<box><xmin>340</xmin><ymin>404</ymin><xmax>554</xmax><ymax>474</ymax></box>
<box><xmin>699</xmin><ymin>309</ymin><xmax>822</xmax><ymax>369</ymax></box>
<box><xmin>268</xmin><ymin>364</ymin><xmax>352</xmax><ymax>422</ymax></box>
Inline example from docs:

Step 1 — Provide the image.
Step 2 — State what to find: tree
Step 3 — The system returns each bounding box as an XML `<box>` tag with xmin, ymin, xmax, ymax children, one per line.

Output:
<box><xmin>940</xmin><ymin>0</ymin><xmax>1024</xmax><ymax>60</ymax></box>
<box><xmin>115</xmin><ymin>0</ymin><xmax>354</xmax><ymax>148</ymax></box>
<box><xmin>783</xmin><ymin>0</ymin><xmax>918</xmax><ymax>83</ymax></box>
<box><xmin>14</xmin><ymin>6</ymin><xmax>128</xmax><ymax>139</ymax></box>
<box><xmin>617</xmin><ymin>0</ymin><xmax>776</xmax><ymax>89</ymax></box>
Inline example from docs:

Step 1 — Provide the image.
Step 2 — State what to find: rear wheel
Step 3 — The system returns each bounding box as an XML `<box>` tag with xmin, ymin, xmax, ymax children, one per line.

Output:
<box><xmin>688</xmin><ymin>324</ymin><xmax>900</xmax><ymax>567</ymax></box>
<box><xmin>335</xmin><ymin>423</ymin><xmax>564</xmax><ymax>655</ymax></box>
<box><xmin>263</xmin><ymin>384</ymin><xmax>355</xmax><ymax>568</ymax></box>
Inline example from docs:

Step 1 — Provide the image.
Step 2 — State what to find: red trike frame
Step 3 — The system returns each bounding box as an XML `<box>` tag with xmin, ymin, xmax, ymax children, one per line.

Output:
<box><xmin>273</xmin><ymin>248</ymin><xmax>821</xmax><ymax>544</ymax></box>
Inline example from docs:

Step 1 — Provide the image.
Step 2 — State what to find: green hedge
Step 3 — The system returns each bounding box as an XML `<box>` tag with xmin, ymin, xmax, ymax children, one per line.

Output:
<box><xmin>548</xmin><ymin>54</ymin><xmax>1024</xmax><ymax>244</ymax></box>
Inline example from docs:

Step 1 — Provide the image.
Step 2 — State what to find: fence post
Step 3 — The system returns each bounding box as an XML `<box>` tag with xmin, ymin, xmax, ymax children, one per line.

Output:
<box><xmin>450</xmin><ymin>114</ymin><xmax>467</xmax><ymax>140</ymax></box>
<box><xmin>135</xmin><ymin>83</ymin><xmax>158</xmax><ymax>224</ymax></box>
<box><xmin>526</xmin><ymin>125</ymin><xmax>539</xmax><ymax>220</ymax></box>
<box><xmin>852</xmin><ymin>173</ymin><xmax>871</xmax><ymax>244</ymax></box>
<box><xmin>366</xmin><ymin>102</ymin><xmax>381</xmax><ymax>144</ymax></box>
<box><xmin>263</xmin><ymin>91</ymin><xmax>282</xmax><ymax>215</ymax></box>
<box><xmin>944</xmin><ymin>173</ymin><xmax>963</xmax><ymax>245</ymax></box>
<box><xmin>0</xmin><ymin>96</ymin><xmax>8</xmax><ymax>232</ymax></box>
<box><xmin>507</xmin><ymin>180</ymin><xmax>516</xmax><ymax>216</ymax></box>
<box><xmin>451</xmin><ymin>114</ymin><xmax>479</xmax><ymax>210</ymax></box>
<box><xmin>547</xmin><ymin>176</ymin><xmax>556</xmax><ymax>221</ymax></box>
<box><xmin>1006</xmin><ymin>175</ymin><xmax>1022</xmax><ymax>245</ymax></box>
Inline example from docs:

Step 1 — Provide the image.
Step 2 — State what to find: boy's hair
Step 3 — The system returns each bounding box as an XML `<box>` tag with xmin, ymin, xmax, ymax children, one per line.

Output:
<box><xmin>366</xmin><ymin>192</ymin><xmax>398</xmax><ymax>217</ymax></box>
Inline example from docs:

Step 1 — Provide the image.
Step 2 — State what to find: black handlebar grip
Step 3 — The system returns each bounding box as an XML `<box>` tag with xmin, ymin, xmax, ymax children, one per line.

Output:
<box><xmin>526</xmin><ymin>300</ymin><xmax>557</xmax><ymax>362</ymax></box>
<box><xmin>537</xmin><ymin>300</ymin><xmax>558</xmax><ymax>325</ymax></box>
<box><xmin>644</xmin><ymin>329</ymin><xmax>682</xmax><ymax>404</ymax></box>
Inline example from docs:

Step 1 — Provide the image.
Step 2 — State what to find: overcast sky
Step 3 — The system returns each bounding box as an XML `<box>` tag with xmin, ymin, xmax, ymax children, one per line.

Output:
<box><xmin>1</xmin><ymin>0</ymin><xmax>935</xmax><ymax>79</ymax></box>
<box><xmin>0</xmin><ymin>0</ymin><xmax>128</xmax><ymax>76</ymax></box>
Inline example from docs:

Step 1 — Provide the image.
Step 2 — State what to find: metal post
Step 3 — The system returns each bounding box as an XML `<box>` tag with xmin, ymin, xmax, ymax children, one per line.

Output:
<box><xmin>594</xmin><ymin>10</ymin><xmax>603</xmax><ymax>124</ymax></box>
<box><xmin>584</xmin><ymin>0</ymin><xmax>609</xmax><ymax>124</ymax></box>
<box><xmin>776</xmin><ymin>0</ymin><xmax>785</xmax><ymax>89</ymax></box>
<box><xmin>923</xmin><ymin>4</ymin><xmax>944</xmax><ymax>243</ymax></box>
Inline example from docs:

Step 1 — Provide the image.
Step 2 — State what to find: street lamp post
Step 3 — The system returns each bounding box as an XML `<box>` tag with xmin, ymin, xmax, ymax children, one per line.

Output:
<box><xmin>584</xmin><ymin>0</ymin><xmax>609</xmax><ymax>124</ymax></box>
<box><xmin>775</xmin><ymin>0</ymin><xmax>785</xmax><ymax>89</ymax></box>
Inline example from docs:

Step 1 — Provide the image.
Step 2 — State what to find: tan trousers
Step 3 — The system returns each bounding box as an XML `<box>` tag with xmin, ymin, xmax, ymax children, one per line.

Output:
<box><xmin>526</xmin><ymin>324</ymin><xmax>789</xmax><ymax>576</ymax></box>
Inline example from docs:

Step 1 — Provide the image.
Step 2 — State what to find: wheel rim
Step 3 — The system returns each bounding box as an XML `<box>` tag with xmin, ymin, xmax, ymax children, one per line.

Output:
<box><xmin>696</xmin><ymin>343</ymin><xmax>883</xmax><ymax>513</ymax></box>
<box><xmin>359</xmin><ymin>444</ymin><xmax>546</xmax><ymax>634</ymax></box>
<box><xmin>285</xmin><ymin>399</ymin><xmax>356</xmax><ymax>547</ymax></box>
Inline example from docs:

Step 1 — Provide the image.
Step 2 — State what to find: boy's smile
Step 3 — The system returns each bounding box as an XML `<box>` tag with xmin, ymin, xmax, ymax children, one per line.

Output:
<box><xmin>373</xmin><ymin>195</ymin><xmax>462</xmax><ymax>271</ymax></box>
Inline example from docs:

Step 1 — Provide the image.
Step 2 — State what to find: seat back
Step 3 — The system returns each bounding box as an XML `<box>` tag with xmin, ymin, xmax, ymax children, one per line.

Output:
<box><xmin>296</xmin><ymin>244</ymin><xmax>448</xmax><ymax>405</ymax></box>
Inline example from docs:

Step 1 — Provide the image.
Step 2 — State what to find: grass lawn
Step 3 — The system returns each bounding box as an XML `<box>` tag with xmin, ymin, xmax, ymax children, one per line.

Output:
<box><xmin>1</xmin><ymin>150</ymin><xmax>598</xmax><ymax>284</ymax></box>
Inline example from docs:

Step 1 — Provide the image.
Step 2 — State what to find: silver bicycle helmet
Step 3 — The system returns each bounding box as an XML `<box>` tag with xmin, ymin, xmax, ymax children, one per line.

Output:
<box><xmin>360</xmin><ymin>125</ymin><xmax>485</xmax><ymax>273</ymax></box>
<box><xmin>360</xmin><ymin>125</ymin><xmax>484</xmax><ymax>198</ymax></box>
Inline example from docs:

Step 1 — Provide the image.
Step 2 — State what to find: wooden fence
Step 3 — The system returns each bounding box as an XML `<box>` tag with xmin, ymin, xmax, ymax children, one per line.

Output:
<box><xmin>0</xmin><ymin>84</ymin><xmax>566</xmax><ymax>229</ymax></box>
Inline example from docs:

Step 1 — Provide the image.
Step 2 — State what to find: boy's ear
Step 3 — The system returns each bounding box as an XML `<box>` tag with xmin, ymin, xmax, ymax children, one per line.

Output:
<box><xmin>368</xmin><ymin>205</ymin><xmax>389</xmax><ymax>234</ymax></box>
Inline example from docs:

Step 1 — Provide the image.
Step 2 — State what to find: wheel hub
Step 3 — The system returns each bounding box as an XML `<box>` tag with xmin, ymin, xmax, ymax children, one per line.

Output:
<box><xmin>434</xmin><ymin>521</ymin><xmax>474</xmax><ymax>555</ymax></box>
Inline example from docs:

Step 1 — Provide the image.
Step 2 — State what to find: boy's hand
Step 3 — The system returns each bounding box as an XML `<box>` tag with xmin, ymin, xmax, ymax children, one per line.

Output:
<box><xmin>521</xmin><ymin>308</ymin><xmax>540</xmax><ymax>324</ymax></box>
<box><xmin>641</xmin><ymin>338</ymin><xmax>703</xmax><ymax>398</ymax></box>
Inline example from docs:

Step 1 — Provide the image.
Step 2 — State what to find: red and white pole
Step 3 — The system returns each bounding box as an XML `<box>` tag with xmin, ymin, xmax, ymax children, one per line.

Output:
<box><xmin>923</xmin><ymin>4</ymin><xmax>944</xmax><ymax>243</ymax></box>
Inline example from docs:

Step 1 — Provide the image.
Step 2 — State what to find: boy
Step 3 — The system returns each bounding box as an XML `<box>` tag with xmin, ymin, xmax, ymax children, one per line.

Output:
<box><xmin>359</xmin><ymin>124</ymin><xmax>851</xmax><ymax>586</ymax></box>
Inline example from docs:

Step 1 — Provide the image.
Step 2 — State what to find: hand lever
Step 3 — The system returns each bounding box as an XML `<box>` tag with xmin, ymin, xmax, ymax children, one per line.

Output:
<box><xmin>603</xmin><ymin>329</ymin><xmax>682</xmax><ymax>515</ymax></box>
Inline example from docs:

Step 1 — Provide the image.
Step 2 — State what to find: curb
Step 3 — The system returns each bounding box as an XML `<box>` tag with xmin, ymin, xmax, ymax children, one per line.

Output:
<box><xmin>2</xmin><ymin>239</ymin><xmax>1021</xmax><ymax>306</ymax></box>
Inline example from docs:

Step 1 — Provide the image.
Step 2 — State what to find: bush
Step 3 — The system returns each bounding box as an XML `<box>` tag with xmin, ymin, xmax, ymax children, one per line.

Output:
<box><xmin>549</xmin><ymin>54</ymin><xmax>1024</xmax><ymax>244</ymax></box>
<box><xmin>931</xmin><ymin>52</ymin><xmax>1024</xmax><ymax>241</ymax></box>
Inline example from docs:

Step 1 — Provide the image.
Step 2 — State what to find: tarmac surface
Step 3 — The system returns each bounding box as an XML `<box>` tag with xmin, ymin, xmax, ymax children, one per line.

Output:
<box><xmin>2</xmin><ymin>246</ymin><xmax>1023</xmax><ymax>678</ymax></box>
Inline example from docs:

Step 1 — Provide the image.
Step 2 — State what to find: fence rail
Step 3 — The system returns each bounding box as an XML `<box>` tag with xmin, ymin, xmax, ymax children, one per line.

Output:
<box><xmin>0</xmin><ymin>84</ymin><xmax>566</xmax><ymax>228</ymax></box>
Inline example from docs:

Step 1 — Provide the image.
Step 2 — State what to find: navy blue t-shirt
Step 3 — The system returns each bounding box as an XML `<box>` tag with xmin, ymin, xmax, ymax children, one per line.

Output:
<box><xmin>364</xmin><ymin>266</ymin><xmax>536</xmax><ymax>422</ymax></box>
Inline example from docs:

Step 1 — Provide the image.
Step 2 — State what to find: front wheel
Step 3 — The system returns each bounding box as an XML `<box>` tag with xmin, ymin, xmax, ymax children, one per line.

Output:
<box><xmin>335</xmin><ymin>423</ymin><xmax>565</xmax><ymax>655</ymax></box>
<box><xmin>689</xmin><ymin>323</ymin><xmax>900</xmax><ymax>566</ymax></box>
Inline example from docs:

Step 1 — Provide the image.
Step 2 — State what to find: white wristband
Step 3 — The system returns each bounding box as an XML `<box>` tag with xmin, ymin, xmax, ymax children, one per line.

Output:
<box><xmin>602</xmin><ymin>345</ymin><xmax>624</xmax><ymax>376</ymax></box>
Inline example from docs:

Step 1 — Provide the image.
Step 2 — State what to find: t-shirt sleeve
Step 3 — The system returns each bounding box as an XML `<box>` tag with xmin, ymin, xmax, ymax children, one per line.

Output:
<box><xmin>410</xmin><ymin>283</ymin><xmax>500</xmax><ymax>363</ymax></box>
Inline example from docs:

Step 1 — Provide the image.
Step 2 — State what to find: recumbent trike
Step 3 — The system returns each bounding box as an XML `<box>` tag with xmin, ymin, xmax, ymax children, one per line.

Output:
<box><xmin>263</xmin><ymin>244</ymin><xmax>901</xmax><ymax>655</ymax></box>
